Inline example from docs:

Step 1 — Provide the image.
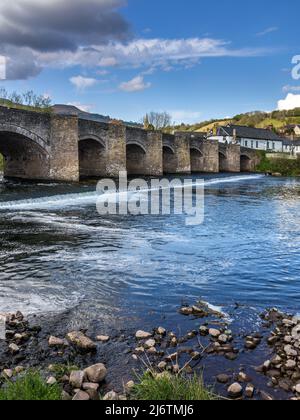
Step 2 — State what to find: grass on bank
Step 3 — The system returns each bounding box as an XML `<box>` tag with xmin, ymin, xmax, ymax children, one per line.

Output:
<box><xmin>131</xmin><ymin>372</ymin><xmax>216</xmax><ymax>401</ymax></box>
<box><xmin>0</xmin><ymin>371</ymin><xmax>61</xmax><ymax>401</ymax></box>
<box><xmin>256</xmin><ymin>151</ymin><xmax>300</xmax><ymax>176</ymax></box>
<box><xmin>0</xmin><ymin>98</ymin><xmax>52</xmax><ymax>114</ymax></box>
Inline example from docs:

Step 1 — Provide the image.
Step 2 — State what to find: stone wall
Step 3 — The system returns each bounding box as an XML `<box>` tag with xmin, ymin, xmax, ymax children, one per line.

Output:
<box><xmin>174</xmin><ymin>132</ymin><xmax>191</xmax><ymax>174</ymax></box>
<box><xmin>201</xmin><ymin>140</ymin><xmax>219</xmax><ymax>173</ymax></box>
<box><xmin>49</xmin><ymin>115</ymin><xmax>79</xmax><ymax>181</ymax></box>
<box><xmin>219</xmin><ymin>144</ymin><xmax>241</xmax><ymax>172</ymax></box>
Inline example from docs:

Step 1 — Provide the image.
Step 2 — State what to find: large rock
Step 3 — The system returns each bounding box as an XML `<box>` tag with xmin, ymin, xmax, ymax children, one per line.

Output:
<box><xmin>284</xmin><ymin>345</ymin><xmax>297</xmax><ymax>357</ymax></box>
<box><xmin>48</xmin><ymin>336</ymin><xmax>66</xmax><ymax>347</ymax></box>
<box><xmin>66</xmin><ymin>331</ymin><xmax>96</xmax><ymax>351</ymax></box>
<box><xmin>84</xmin><ymin>363</ymin><xmax>107</xmax><ymax>383</ymax></box>
<box><xmin>227</xmin><ymin>383</ymin><xmax>243</xmax><ymax>398</ymax></box>
<box><xmin>69</xmin><ymin>370</ymin><xmax>85</xmax><ymax>389</ymax></box>
<box><xmin>72</xmin><ymin>390</ymin><xmax>90</xmax><ymax>401</ymax></box>
<box><xmin>209</xmin><ymin>329</ymin><xmax>221</xmax><ymax>338</ymax></box>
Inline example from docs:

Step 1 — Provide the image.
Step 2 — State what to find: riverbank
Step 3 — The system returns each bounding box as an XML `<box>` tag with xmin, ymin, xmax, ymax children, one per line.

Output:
<box><xmin>1</xmin><ymin>303</ymin><xmax>300</xmax><ymax>400</ymax></box>
<box><xmin>256</xmin><ymin>152</ymin><xmax>300</xmax><ymax>176</ymax></box>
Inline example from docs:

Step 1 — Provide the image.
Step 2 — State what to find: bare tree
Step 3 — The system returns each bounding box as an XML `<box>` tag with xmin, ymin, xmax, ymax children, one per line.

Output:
<box><xmin>144</xmin><ymin>112</ymin><xmax>172</xmax><ymax>130</ymax></box>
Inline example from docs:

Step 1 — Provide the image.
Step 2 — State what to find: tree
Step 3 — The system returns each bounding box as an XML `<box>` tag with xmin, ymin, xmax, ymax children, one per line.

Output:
<box><xmin>143</xmin><ymin>112</ymin><xmax>172</xmax><ymax>131</ymax></box>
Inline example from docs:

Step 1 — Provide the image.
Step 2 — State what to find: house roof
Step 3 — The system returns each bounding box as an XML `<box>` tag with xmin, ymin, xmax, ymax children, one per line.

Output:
<box><xmin>283</xmin><ymin>138</ymin><xmax>300</xmax><ymax>146</ymax></box>
<box><xmin>217</xmin><ymin>125</ymin><xmax>285</xmax><ymax>142</ymax></box>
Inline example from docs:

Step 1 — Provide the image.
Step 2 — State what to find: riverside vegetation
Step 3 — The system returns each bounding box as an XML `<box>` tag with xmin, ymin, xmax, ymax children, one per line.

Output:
<box><xmin>256</xmin><ymin>152</ymin><xmax>300</xmax><ymax>176</ymax></box>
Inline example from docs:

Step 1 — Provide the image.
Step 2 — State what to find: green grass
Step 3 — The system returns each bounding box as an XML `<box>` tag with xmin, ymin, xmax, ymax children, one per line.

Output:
<box><xmin>256</xmin><ymin>151</ymin><xmax>300</xmax><ymax>176</ymax></box>
<box><xmin>131</xmin><ymin>372</ymin><xmax>216</xmax><ymax>401</ymax></box>
<box><xmin>0</xmin><ymin>99</ymin><xmax>52</xmax><ymax>114</ymax></box>
<box><xmin>0</xmin><ymin>371</ymin><xmax>61</xmax><ymax>401</ymax></box>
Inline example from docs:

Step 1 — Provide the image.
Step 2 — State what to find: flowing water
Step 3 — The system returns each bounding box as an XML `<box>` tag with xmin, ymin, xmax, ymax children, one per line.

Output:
<box><xmin>0</xmin><ymin>173</ymin><xmax>300</xmax><ymax>335</ymax></box>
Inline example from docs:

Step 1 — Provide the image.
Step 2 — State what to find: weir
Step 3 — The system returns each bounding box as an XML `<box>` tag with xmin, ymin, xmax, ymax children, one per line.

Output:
<box><xmin>0</xmin><ymin>106</ymin><xmax>260</xmax><ymax>181</ymax></box>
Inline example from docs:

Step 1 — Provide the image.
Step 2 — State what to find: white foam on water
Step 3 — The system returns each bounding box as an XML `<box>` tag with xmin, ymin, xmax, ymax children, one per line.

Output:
<box><xmin>0</xmin><ymin>174</ymin><xmax>264</xmax><ymax>211</ymax></box>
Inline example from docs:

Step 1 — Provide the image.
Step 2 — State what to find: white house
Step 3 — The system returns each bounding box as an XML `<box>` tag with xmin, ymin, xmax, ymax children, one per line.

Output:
<box><xmin>209</xmin><ymin>125</ymin><xmax>284</xmax><ymax>152</ymax></box>
<box><xmin>282</xmin><ymin>139</ymin><xmax>300</xmax><ymax>155</ymax></box>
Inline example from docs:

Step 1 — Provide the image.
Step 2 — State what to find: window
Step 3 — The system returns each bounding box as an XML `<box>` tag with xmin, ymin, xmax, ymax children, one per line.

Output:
<box><xmin>273</xmin><ymin>142</ymin><xmax>275</xmax><ymax>150</ymax></box>
<box><xmin>256</xmin><ymin>141</ymin><xmax>259</xmax><ymax>149</ymax></box>
<box><xmin>251</xmin><ymin>141</ymin><xmax>254</xmax><ymax>148</ymax></box>
<box><xmin>245</xmin><ymin>140</ymin><xmax>248</xmax><ymax>147</ymax></box>
<box><xmin>267</xmin><ymin>141</ymin><xmax>270</xmax><ymax>150</ymax></box>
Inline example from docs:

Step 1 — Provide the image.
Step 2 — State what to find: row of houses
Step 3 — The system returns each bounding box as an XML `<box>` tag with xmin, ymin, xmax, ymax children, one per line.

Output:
<box><xmin>208</xmin><ymin>125</ymin><xmax>300</xmax><ymax>155</ymax></box>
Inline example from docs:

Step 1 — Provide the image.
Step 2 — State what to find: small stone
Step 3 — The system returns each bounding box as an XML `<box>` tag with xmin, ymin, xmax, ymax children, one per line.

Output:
<box><xmin>245</xmin><ymin>341</ymin><xmax>257</xmax><ymax>350</ymax></box>
<box><xmin>180</xmin><ymin>307</ymin><xmax>193</xmax><ymax>315</ymax></box>
<box><xmin>132</xmin><ymin>355</ymin><xmax>138</xmax><ymax>361</ymax></box>
<box><xmin>209</xmin><ymin>328</ymin><xmax>221</xmax><ymax>338</ymax></box>
<box><xmin>86</xmin><ymin>388</ymin><xmax>99</xmax><ymax>401</ymax></box>
<box><xmin>284</xmin><ymin>345</ymin><xmax>298</xmax><ymax>357</ymax></box>
<box><xmin>267</xmin><ymin>336</ymin><xmax>278</xmax><ymax>345</ymax></box>
<box><xmin>125</xmin><ymin>381</ymin><xmax>135</xmax><ymax>393</ymax></box>
<box><xmin>47</xmin><ymin>377</ymin><xmax>57</xmax><ymax>386</ymax></box>
<box><xmin>226</xmin><ymin>352</ymin><xmax>238</xmax><ymax>361</ymax></box>
<box><xmin>82</xmin><ymin>383</ymin><xmax>99</xmax><ymax>391</ymax></box>
<box><xmin>170</xmin><ymin>337</ymin><xmax>177</xmax><ymax>346</ymax></box>
<box><xmin>218</xmin><ymin>334</ymin><xmax>228</xmax><ymax>344</ymax></box>
<box><xmin>284</xmin><ymin>336</ymin><xmax>293</xmax><ymax>344</ymax></box>
<box><xmin>217</xmin><ymin>374</ymin><xmax>230</xmax><ymax>384</ymax></box>
<box><xmin>2</xmin><ymin>369</ymin><xmax>13</xmax><ymax>379</ymax></box>
<box><xmin>14</xmin><ymin>366</ymin><xmax>24</xmax><ymax>374</ymax></box>
<box><xmin>173</xmin><ymin>364</ymin><xmax>180</xmax><ymax>374</ymax></box>
<box><xmin>9</xmin><ymin>343</ymin><xmax>19</xmax><ymax>354</ymax></box>
<box><xmin>286</xmin><ymin>360</ymin><xmax>296</xmax><ymax>369</ymax></box>
<box><xmin>191</xmin><ymin>351</ymin><xmax>201</xmax><ymax>360</ymax></box>
<box><xmin>158</xmin><ymin>361</ymin><xmax>167</xmax><ymax>370</ymax></box>
<box><xmin>48</xmin><ymin>336</ymin><xmax>65</xmax><ymax>347</ymax></box>
<box><xmin>166</xmin><ymin>352</ymin><xmax>177</xmax><ymax>361</ymax></box>
<box><xmin>147</xmin><ymin>347</ymin><xmax>157</xmax><ymax>354</ymax></box>
<box><xmin>72</xmin><ymin>390</ymin><xmax>90</xmax><ymax>401</ymax></box>
<box><xmin>135</xmin><ymin>330</ymin><xmax>152</xmax><ymax>340</ymax></box>
<box><xmin>96</xmin><ymin>335</ymin><xmax>110</xmax><ymax>343</ymax></box>
<box><xmin>62</xmin><ymin>391</ymin><xmax>72</xmax><ymax>401</ymax></box>
<box><xmin>69</xmin><ymin>371</ymin><xmax>85</xmax><ymax>389</ymax></box>
<box><xmin>263</xmin><ymin>360</ymin><xmax>271</xmax><ymax>370</ymax></box>
<box><xmin>238</xmin><ymin>372</ymin><xmax>252</xmax><ymax>383</ymax></box>
<box><xmin>144</xmin><ymin>339</ymin><xmax>156</xmax><ymax>349</ymax></box>
<box><xmin>227</xmin><ymin>383</ymin><xmax>243</xmax><ymax>398</ymax></box>
<box><xmin>245</xmin><ymin>384</ymin><xmax>255</xmax><ymax>398</ymax></box>
<box><xmin>279</xmin><ymin>379</ymin><xmax>292</xmax><ymax>392</ymax></box>
<box><xmin>199</xmin><ymin>326</ymin><xmax>209</xmax><ymax>336</ymax></box>
<box><xmin>66</xmin><ymin>331</ymin><xmax>96</xmax><ymax>351</ymax></box>
<box><xmin>295</xmin><ymin>384</ymin><xmax>300</xmax><ymax>394</ymax></box>
<box><xmin>157</xmin><ymin>327</ymin><xmax>166</xmax><ymax>336</ymax></box>
<box><xmin>103</xmin><ymin>391</ymin><xmax>119</xmax><ymax>401</ymax></box>
<box><xmin>84</xmin><ymin>363</ymin><xmax>107</xmax><ymax>383</ymax></box>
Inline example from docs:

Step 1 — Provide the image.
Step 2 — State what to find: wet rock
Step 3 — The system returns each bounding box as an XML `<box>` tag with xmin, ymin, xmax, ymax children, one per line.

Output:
<box><xmin>245</xmin><ymin>384</ymin><xmax>255</xmax><ymax>398</ymax></box>
<box><xmin>69</xmin><ymin>371</ymin><xmax>85</xmax><ymax>389</ymax></box>
<box><xmin>103</xmin><ymin>391</ymin><xmax>119</xmax><ymax>401</ymax></box>
<box><xmin>125</xmin><ymin>381</ymin><xmax>135</xmax><ymax>393</ymax></box>
<box><xmin>218</xmin><ymin>334</ymin><xmax>228</xmax><ymax>344</ymax></box>
<box><xmin>209</xmin><ymin>328</ymin><xmax>221</xmax><ymax>338</ymax></box>
<box><xmin>279</xmin><ymin>379</ymin><xmax>292</xmax><ymax>392</ymax></box>
<box><xmin>158</xmin><ymin>361</ymin><xmax>167</xmax><ymax>370</ymax></box>
<box><xmin>179</xmin><ymin>307</ymin><xmax>194</xmax><ymax>316</ymax></box>
<box><xmin>82</xmin><ymin>383</ymin><xmax>99</xmax><ymax>391</ymax></box>
<box><xmin>62</xmin><ymin>391</ymin><xmax>72</xmax><ymax>401</ymax></box>
<box><xmin>9</xmin><ymin>343</ymin><xmax>20</xmax><ymax>354</ymax></box>
<box><xmin>66</xmin><ymin>331</ymin><xmax>96</xmax><ymax>352</ymax></box>
<box><xmin>96</xmin><ymin>335</ymin><xmax>110</xmax><ymax>343</ymax></box>
<box><xmin>135</xmin><ymin>346</ymin><xmax>145</xmax><ymax>354</ymax></box>
<box><xmin>48</xmin><ymin>336</ymin><xmax>66</xmax><ymax>347</ymax></box>
<box><xmin>72</xmin><ymin>390</ymin><xmax>90</xmax><ymax>401</ymax></box>
<box><xmin>267</xmin><ymin>336</ymin><xmax>279</xmax><ymax>346</ymax></box>
<box><xmin>227</xmin><ymin>383</ymin><xmax>243</xmax><ymax>399</ymax></box>
<box><xmin>47</xmin><ymin>377</ymin><xmax>57</xmax><ymax>386</ymax></box>
<box><xmin>157</xmin><ymin>327</ymin><xmax>166</xmax><ymax>336</ymax></box>
<box><xmin>166</xmin><ymin>352</ymin><xmax>177</xmax><ymax>361</ymax></box>
<box><xmin>147</xmin><ymin>347</ymin><xmax>157</xmax><ymax>355</ymax></box>
<box><xmin>144</xmin><ymin>339</ymin><xmax>156</xmax><ymax>349</ymax></box>
<box><xmin>173</xmin><ymin>364</ymin><xmax>180</xmax><ymax>374</ymax></box>
<box><xmin>216</xmin><ymin>374</ymin><xmax>230</xmax><ymax>384</ymax></box>
<box><xmin>135</xmin><ymin>330</ymin><xmax>152</xmax><ymax>340</ymax></box>
<box><xmin>295</xmin><ymin>384</ymin><xmax>300</xmax><ymax>394</ymax></box>
<box><xmin>191</xmin><ymin>351</ymin><xmax>201</xmax><ymax>360</ymax></box>
<box><xmin>285</xmin><ymin>360</ymin><xmax>296</xmax><ymax>370</ymax></box>
<box><xmin>199</xmin><ymin>326</ymin><xmax>209</xmax><ymax>336</ymax></box>
<box><xmin>2</xmin><ymin>369</ymin><xmax>13</xmax><ymax>379</ymax></box>
<box><xmin>225</xmin><ymin>352</ymin><xmax>238</xmax><ymax>361</ymax></box>
<box><xmin>237</xmin><ymin>372</ymin><xmax>252</xmax><ymax>383</ymax></box>
<box><xmin>84</xmin><ymin>363</ymin><xmax>107</xmax><ymax>383</ymax></box>
<box><xmin>284</xmin><ymin>345</ymin><xmax>297</xmax><ymax>357</ymax></box>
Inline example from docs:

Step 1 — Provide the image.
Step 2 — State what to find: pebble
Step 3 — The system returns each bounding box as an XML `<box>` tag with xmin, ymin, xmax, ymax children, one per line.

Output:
<box><xmin>84</xmin><ymin>363</ymin><xmax>107</xmax><ymax>383</ymax></box>
<box><xmin>157</xmin><ymin>327</ymin><xmax>166</xmax><ymax>336</ymax></box>
<box><xmin>144</xmin><ymin>339</ymin><xmax>156</xmax><ymax>349</ymax></box>
<box><xmin>135</xmin><ymin>330</ymin><xmax>152</xmax><ymax>340</ymax></box>
<box><xmin>245</xmin><ymin>384</ymin><xmax>255</xmax><ymax>398</ymax></box>
<box><xmin>72</xmin><ymin>390</ymin><xmax>90</xmax><ymax>401</ymax></box>
<box><xmin>295</xmin><ymin>384</ymin><xmax>300</xmax><ymax>394</ymax></box>
<box><xmin>158</xmin><ymin>361</ymin><xmax>167</xmax><ymax>370</ymax></box>
<box><xmin>218</xmin><ymin>334</ymin><xmax>228</xmax><ymax>344</ymax></box>
<box><xmin>209</xmin><ymin>328</ymin><xmax>221</xmax><ymax>338</ymax></box>
<box><xmin>216</xmin><ymin>374</ymin><xmax>230</xmax><ymax>384</ymax></box>
<box><xmin>69</xmin><ymin>370</ymin><xmax>85</xmax><ymax>389</ymax></box>
<box><xmin>199</xmin><ymin>326</ymin><xmax>209</xmax><ymax>336</ymax></box>
<box><xmin>46</xmin><ymin>376</ymin><xmax>57</xmax><ymax>385</ymax></box>
<box><xmin>227</xmin><ymin>383</ymin><xmax>243</xmax><ymax>398</ymax></box>
<box><xmin>48</xmin><ymin>336</ymin><xmax>65</xmax><ymax>347</ymax></box>
<box><xmin>96</xmin><ymin>335</ymin><xmax>110</xmax><ymax>343</ymax></box>
<box><xmin>103</xmin><ymin>391</ymin><xmax>119</xmax><ymax>401</ymax></box>
<box><xmin>2</xmin><ymin>369</ymin><xmax>13</xmax><ymax>379</ymax></box>
<box><xmin>9</xmin><ymin>343</ymin><xmax>20</xmax><ymax>354</ymax></box>
<box><xmin>82</xmin><ymin>383</ymin><xmax>99</xmax><ymax>391</ymax></box>
<box><xmin>66</xmin><ymin>331</ymin><xmax>96</xmax><ymax>351</ymax></box>
<box><xmin>284</xmin><ymin>345</ymin><xmax>298</xmax><ymax>357</ymax></box>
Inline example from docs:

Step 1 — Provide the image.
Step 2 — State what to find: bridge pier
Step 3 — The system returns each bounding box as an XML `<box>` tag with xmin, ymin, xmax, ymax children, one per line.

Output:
<box><xmin>219</xmin><ymin>144</ymin><xmax>241</xmax><ymax>172</ymax></box>
<box><xmin>173</xmin><ymin>132</ymin><xmax>191</xmax><ymax>174</ymax></box>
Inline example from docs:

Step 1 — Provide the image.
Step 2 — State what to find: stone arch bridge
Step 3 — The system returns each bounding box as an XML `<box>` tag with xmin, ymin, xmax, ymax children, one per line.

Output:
<box><xmin>0</xmin><ymin>106</ymin><xmax>260</xmax><ymax>181</ymax></box>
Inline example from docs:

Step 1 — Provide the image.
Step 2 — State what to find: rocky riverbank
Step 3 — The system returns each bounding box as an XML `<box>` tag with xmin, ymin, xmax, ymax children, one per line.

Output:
<box><xmin>0</xmin><ymin>304</ymin><xmax>300</xmax><ymax>400</ymax></box>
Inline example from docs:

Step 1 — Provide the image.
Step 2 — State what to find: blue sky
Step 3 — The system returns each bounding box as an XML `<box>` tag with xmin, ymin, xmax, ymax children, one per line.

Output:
<box><xmin>0</xmin><ymin>0</ymin><xmax>300</xmax><ymax>124</ymax></box>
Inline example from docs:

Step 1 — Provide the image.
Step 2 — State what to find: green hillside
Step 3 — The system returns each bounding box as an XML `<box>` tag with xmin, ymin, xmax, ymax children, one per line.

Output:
<box><xmin>172</xmin><ymin>108</ymin><xmax>300</xmax><ymax>134</ymax></box>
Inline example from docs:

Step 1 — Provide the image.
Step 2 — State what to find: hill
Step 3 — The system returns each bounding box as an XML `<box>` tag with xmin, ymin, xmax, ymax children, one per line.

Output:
<box><xmin>172</xmin><ymin>108</ymin><xmax>300</xmax><ymax>135</ymax></box>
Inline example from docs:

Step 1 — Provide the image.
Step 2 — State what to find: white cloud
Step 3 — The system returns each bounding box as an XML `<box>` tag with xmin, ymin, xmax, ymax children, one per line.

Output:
<box><xmin>282</xmin><ymin>85</ymin><xmax>300</xmax><ymax>93</ymax></box>
<box><xmin>169</xmin><ymin>110</ymin><xmax>202</xmax><ymax>125</ymax></box>
<box><xmin>278</xmin><ymin>93</ymin><xmax>300</xmax><ymax>110</ymax></box>
<box><xmin>70</xmin><ymin>75</ymin><xmax>98</xmax><ymax>90</ymax></box>
<box><xmin>119</xmin><ymin>75</ymin><xmax>151</xmax><ymax>92</ymax></box>
<box><xmin>256</xmin><ymin>27</ymin><xmax>279</xmax><ymax>37</ymax></box>
<box><xmin>39</xmin><ymin>37</ymin><xmax>268</xmax><ymax>73</ymax></box>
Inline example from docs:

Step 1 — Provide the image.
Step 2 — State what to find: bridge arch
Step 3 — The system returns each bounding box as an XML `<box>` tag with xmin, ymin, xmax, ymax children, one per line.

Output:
<box><xmin>0</xmin><ymin>124</ymin><xmax>50</xmax><ymax>180</ymax></box>
<box><xmin>163</xmin><ymin>145</ymin><xmax>177</xmax><ymax>174</ymax></box>
<box><xmin>78</xmin><ymin>135</ymin><xmax>107</xmax><ymax>178</ymax></box>
<box><xmin>126</xmin><ymin>142</ymin><xmax>147</xmax><ymax>175</ymax></box>
<box><xmin>190</xmin><ymin>147</ymin><xmax>204</xmax><ymax>173</ymax></box>
<box><xmin>219</xmin><ymin>151</ymin><xmax>227</xmax><ymax>172</ymax></box>
<box><xmin>240</xmin><ymin>154</ymin><xmax>252</xmax><ymax>172</ymax></box>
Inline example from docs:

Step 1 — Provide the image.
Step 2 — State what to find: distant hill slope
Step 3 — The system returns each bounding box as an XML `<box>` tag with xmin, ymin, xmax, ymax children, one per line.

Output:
<box><xmin>174</xmin><ymin>108</ymin><xmax>300</xmax><ymax>134</ymax></box>
<box><xmin>53</xmin><ymin>104</ymin><xmax>141</xmax><ymax>127</ymax></box>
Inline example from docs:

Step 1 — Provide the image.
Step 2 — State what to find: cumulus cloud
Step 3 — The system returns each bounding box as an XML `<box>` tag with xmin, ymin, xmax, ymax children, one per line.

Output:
<box><xmin>0</xmin><ymin>0</ymin><xmax>129</xmax><ymax>79</ymax></box>
<box><xmin>70</xmin><ymin>75</ymin><xmax>98</xmax><ymax>90</ymax></box>
<box><xmin>119</xmin><ymin>75</ymin><xmax>151</xmax><ymax>92</ymax></box>
<box><xmin>278</xmin><ymin>93</ymin><xmax>300</xmax><ymax>110</ymax></box>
